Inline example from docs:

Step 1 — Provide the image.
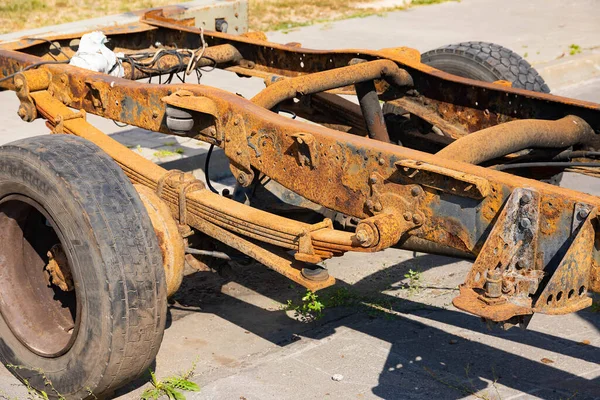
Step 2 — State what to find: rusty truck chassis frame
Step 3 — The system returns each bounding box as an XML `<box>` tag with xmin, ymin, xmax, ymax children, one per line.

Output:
<box><xmin>1</xmin><ymin>7</ymin><xmax>599</xmax><ymax>328</ymax></box>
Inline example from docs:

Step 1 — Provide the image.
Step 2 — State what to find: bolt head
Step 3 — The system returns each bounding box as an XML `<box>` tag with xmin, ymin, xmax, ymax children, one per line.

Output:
<box><xmin>520</xmin><ymin>193</ymin><xmax>532</xmax><ymax>204</ymax></box>
<box><xmin>369</xmin><ymin>176</ymin><xmax>378</xmax><ymax>184</ymax></box>
<box><xmin>403</xmin><ymin>212</ymin><xmax>412</xmax><ymax>221</ymax></box>
<box><xmin>237</xmin><ymin>172</ymin><xmax>247</xmax><ymax>185</ymax></box>
<box><xmin>373</xmin><ymin>202</ymin><xmax>383</xmax><ymax>212</ymax></box>
<box><xmin>519</xmin><ymin>218</ymin><xmax>532</xmax><ymax>230</ymax></box>
<box><xmin>378</xmin><ymin>158</ymin><xmax>385</xmax><ymax>166</ymax></box>
<box><xmin>410</xmin><ymin>186</ymin><xmax>422</xmax><ymax>197</ymax></box>
<box><xmin>355</xmin><ymin>230</ymin><xmax>368</xmax><ymax>243</ymax></box>
<box><xmin>578</xmin><ymin>208</ymin><xmax>590</xmax><ymax>220</ymax></box>
<box><xmin>412</xmin><ymin>214</ymin><xmax>423</xmax><ymax>225</ymax></box>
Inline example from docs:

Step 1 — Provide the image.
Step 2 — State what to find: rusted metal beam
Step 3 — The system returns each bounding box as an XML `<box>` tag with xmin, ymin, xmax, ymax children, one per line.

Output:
<box><xmin>250</xmin><ymin>59</ymin><xmax>413</xmax><ymax>110</ymax></box>
<box><xmin>437</xmin><ymin>115</ymin><xmax>597</xmax><ymax>164</ymax></box>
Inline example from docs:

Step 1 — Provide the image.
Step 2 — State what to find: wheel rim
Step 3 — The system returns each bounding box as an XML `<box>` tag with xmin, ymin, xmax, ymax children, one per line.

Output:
<box><xmin>0</xmin><ymin>195</ymin><xmax>79</xmax><ymax>357</ymax></box>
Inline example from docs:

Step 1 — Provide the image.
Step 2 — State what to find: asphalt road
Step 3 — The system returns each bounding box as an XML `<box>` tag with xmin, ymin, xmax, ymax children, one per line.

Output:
<box><xmin>0</xmin><ymin>0</ymin><xmax>598</xmax><ymax>399</ymax></box>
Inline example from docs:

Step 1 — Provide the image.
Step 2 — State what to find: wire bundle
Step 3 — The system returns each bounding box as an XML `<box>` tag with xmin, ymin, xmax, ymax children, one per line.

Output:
<box><xmin>118</xmin><ymin>48</ymin><xmax>216</xmax><ymax>84</ymax></box>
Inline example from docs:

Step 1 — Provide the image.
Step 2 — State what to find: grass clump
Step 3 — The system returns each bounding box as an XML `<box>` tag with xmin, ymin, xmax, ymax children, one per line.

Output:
<box><xmin>569</xmin><ymin>44</ymin><xmax>582</xmax><ymax>56</ymax></box>
<box><xmin>141</xmin><ymin>362</ymin><xmax>200</xmax><ymax>400</ymax></box>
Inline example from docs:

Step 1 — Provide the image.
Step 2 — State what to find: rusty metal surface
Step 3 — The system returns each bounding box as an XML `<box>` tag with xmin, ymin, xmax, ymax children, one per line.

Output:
<box><xmin>1</xmin><ymin>10</ymin><xmax>599</xmax><ymax>320</ymax></box>
<box><xmin>251</xmin><ymin>59</ymin><xmax>413</xmax><ymax>110</ymax></box>
<box><xmin>135</xmin><ymin>184</ymin><xmax>185</xmax><ymax>297</ymax></box>
<box><xmin>437</xmin><ymin>115</ymin><xmax>597</xmax><ymax>164</ymax></box>
<box><xmin>46</xmin><ymin>244</ymin><xmax>74</xmax><ymax>292</ymax></box>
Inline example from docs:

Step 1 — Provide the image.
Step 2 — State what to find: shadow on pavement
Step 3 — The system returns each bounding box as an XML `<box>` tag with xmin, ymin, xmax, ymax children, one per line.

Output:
<box><xmin>170</xmin><ymin>253</ymin><xmax>599</xmax><ymax>400</ymax></box>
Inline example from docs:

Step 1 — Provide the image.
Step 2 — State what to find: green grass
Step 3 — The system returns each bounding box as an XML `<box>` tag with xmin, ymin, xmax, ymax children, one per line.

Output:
<box><xmin>0</xmin><ymin>0</ymin><xmax>46</xmax><ymax>12</ymax></box>
<box><xmin>141</xmin><ymin>363</ymin><xmax>200</xmax><ymax>400</ymax></box>
<box><xmin>153</xmin><ymin>148</ymin><xmax>184</xmax><ymax>158</ymax></box>
<box><xmin>569</xmin><ymin>43</ymin><xmax>582</xmax><ymax>56</ymax></box>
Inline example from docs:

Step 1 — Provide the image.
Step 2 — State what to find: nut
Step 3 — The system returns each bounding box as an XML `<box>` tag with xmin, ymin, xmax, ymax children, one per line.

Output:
<box><xmin>519</xmin><ymin>217</ymin><xmax>531</xmax><ymax>230</ymax></box>
<box><xmin>520</xmin><ymin>192</ymin><xmax>532</xmax><ymax>204</ymax></box>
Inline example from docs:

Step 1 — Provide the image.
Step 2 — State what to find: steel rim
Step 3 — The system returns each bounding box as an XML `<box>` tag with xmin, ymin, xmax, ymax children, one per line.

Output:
<box><xmin>0</xmin><ymin>194</ymin><xmax>80</xmax><ymax>357</ymax></box>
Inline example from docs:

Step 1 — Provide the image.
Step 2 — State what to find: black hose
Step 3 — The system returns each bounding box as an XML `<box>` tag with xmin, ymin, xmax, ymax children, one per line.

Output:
<box><xmin>205</xmin><ymin>144</ymin><xmax>220</xmax><ymax>194</ymax></box>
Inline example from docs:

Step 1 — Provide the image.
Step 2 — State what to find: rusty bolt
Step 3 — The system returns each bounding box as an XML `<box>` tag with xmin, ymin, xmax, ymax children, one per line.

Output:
<box><xmin>403</xmin><ymin>212</ymin><xmax>412</xmax><ymax>221</ymax></box>
<box><xmin>378</xmin><ymin>158</ymin><xmax>385</xmax><ymax>166</ymax></box>
<box><xmin>374</xmin><ymin>202</ymin><xmax>383</xmax><ymax>212</ymax></box>
<box><xmin>520</xmin><ymin>192</ymin><xmax>532</xmax><ymax>204</ymax></box>
<box><xmin>519</xmin><ymin>218</ymin><xmax>531</xmax><ymax>230</ymax></box>
<box><xmin>578</xmin><ymin>208</ymin><xmax>590</xmax><ymax>220</ymax></box>
<box><xmin>410</xmin><ymin>186</ymin><xmax>422</xmax><ymax>197</ymax></box>
<box><xmin>412</xmin><ymin>214</ymin><xmax>423</xmax><ymax>225</ymax></box>
<box><xmin>365</xmin><ymin>199</ymin><xmax>374</xmax><ymax>210</ymax></box>
<box><xmin>485</xmin><ymin>269</ymin><xmax>503</xmax><ymax>298</ymax></box>
<box><xmin>355</xmin><ymin>230</ymin><xmax>369</xmax><ymax>246</ymax></box>
<box><xmin>237</xmin><ymin>172</ymin><xmax>248</xmax><ymax>185</ymax></box>
<box><xmin>369</xmin><ymin>176</ymin><xmax>378</xmax><ymax>184</ymax></box>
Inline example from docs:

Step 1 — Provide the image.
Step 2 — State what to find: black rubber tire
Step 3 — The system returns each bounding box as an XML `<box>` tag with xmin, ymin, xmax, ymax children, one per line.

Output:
<box><xmin>0</xmin><ymin>135</ymin><xmax>167</xmax><ymax>399</ymax></box>
<box><xmin>421</xmin><ymin>41</ymin><xmax>551</xmax><ymax>93</ymax></box>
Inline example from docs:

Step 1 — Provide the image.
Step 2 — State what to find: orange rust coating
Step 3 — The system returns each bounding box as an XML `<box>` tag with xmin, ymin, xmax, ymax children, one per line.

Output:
<box><xmin>121</xmin><ymin>44</ymin><xmax>242</xmax><ymax>80</ymax></box>
<box><xmin>437</xmin><ymin>115</ymin><xmax>597</xmax><ymax>164</ymax></box>
<box><xmin>30</xmin><ymin>91</ymin><xmax>369</xmax><ymax>258</ymax></box>
<box><xmin>134</xmin><ymin>184</ymin><xmax>185</xmax><ymax>297</ymax></box>
<box><xmin>251</xmin><ymin>59</ymin><xmax>413</xmax><ymax>110</ymax></box>
<box><xmin>4</xmin><ymin>56</ymin><xmax>598</xmax><ymax>255</ymax></box>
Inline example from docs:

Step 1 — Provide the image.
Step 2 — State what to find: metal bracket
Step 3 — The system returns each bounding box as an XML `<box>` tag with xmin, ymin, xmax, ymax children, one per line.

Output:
<box><xmin>14</xmin><ymin>74</ymin><xmax>37</xmax><ymax>122</ymax></box>
<box><xmin>53</xmin><ymin>110</ymin><xmax>87</xmax><ymax>134</ymax></box>
<box><xmin>533</xmin><ymin>204</ymin><xmax>596</xmax><ymax>314</ymax></box>
<box><xmin>366</xmin><ymin>171</ymin><xmax>425</xmax><ymax>228</ymax></box>
<box><xmin>453</xmin><ymin>188</ymin><xmax>542</xmax><ymax>322</ymax></box>
<box><xmin>156</xmin><ymin>169</ymin><xmax>206</xmax><ymax>226</ymax></box>
<box><xmin>161</xmin><ymin>90</ymin><xmax>223</xmax><ymax>140</ymax></box>
<box><xmin>224</xmin><ymin>114</ymin><xmax>255</xmax><ymax>186</ymax></box>
<box><xmin>395</xmin><ymin>159</ymin><xmax>491</xmax><ymax>199</ymax></box>
<box><xmin>294</xmin><ymin>219</ymin><xmax>333</xmax><ymax>264</ymax></box>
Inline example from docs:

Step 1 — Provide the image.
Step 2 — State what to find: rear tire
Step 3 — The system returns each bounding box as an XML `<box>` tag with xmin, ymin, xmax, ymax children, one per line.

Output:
<box><xmin>421</xmin><ymin>41</ymin><xmax>551</xmax><ymax>93</ymax></box>
<box><xmin>0</xmin><ymin>135</ymin><xmax>167</xmax><ymax>399</ymax></box>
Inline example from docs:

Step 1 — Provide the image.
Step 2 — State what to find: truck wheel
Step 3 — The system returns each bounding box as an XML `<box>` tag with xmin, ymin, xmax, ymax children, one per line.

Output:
<box><xmin>0</xmin><ymin>135</ymin><xmax>167</xmax><ymax>398</ymax></box>
<box><xmin>421</xmin><ymin>41</ymin><xmax>551</xmax><ymax>93</ymax></box>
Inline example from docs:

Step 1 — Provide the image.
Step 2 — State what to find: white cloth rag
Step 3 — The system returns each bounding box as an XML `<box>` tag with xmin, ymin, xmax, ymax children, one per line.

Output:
<box><xmin>69</xmin><ymin>31</ymin><xmax>124</xmax><ymax>77</ymax></box>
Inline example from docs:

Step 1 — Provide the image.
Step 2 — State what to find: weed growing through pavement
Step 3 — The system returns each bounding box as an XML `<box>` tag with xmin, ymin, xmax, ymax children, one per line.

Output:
<box><xmin>569</xmin><ymin>44</ymin><xmax>582</xmax><ymax>56</ymax></box>
<box><xmin>6</xmin><ymin>365</ymin><xmax>66</xmax><ymax>400</ymax></box>
<box><xmin>153</xmin><ymin>148</ymin><xmax>185</xmax><ymax>158</ymax></box>
<box><xmin>282</xmin><ymin>289</ymin><xmax>325</xmax><ymax>322</ymax></box>
<box><xmin>403</xmin><ymin>268</ymin><xmax>422</xmax><ymax>295</ymax></box>
<box><xmin>141</xmin><ymin>360</ymin><xmax>200</xmax><ymax>400</ymax></box>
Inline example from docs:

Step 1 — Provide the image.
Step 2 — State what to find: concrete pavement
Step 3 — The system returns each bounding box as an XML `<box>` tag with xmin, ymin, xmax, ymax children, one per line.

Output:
<box><xmin>0</xmin><ymin>0</ymin><xmax>598</xmax><ymax>399</ymax></box>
